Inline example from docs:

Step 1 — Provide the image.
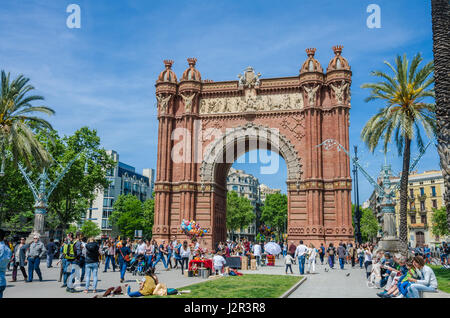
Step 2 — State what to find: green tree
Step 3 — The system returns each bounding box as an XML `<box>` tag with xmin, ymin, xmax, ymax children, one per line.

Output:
<box><xmin>0</xmin><ymin>70</ymin><xmax>54</xmax><ymax>170</ymax></box>
<box><xmin>110</xmin><ymin>194</ymin><xmax>152</xmax><ymax>239</ymax></box>
<box><xmin>352</xmin><ymin>205</ymin><xmax>380</xmax><ymax>243</ymax></box>
<box><xmin>361</xmin><ymin>53</ymin><xmax>436</xmax><ymax>254</ymax></box>
<box><xmin>40</xmin><ymin>127</ymin><xmax>115</xmax><ymax>239</ymax></box>
<box><xmin>142</xmin><ymin>198</ymin><xmax>155</xmax><ymax>239</ymax></box>
<box><xmin>226</xmin><ymin>191</ymin><xmax>255</xmax><ymax>239</ymax></box>
<box><xmin>81</xmin><ymin>220</ymin><xmax>101</xmax><ymax>238</ymax></box>
<box><xmin>260</xmin><ymin>193</ymin><xmax>288</xmax><ymax>240</ymax></box>
<box><xmin>431</xmin><ymin>206</ymin><xmax>449</xmax><ymax>238</ymax></box>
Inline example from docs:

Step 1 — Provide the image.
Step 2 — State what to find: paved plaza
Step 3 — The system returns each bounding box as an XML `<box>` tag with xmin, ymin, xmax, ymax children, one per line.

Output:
<box><xmin>3</xmin><ymin>257</ymin><xmax>377</xmax><ymax>298</ymax></box>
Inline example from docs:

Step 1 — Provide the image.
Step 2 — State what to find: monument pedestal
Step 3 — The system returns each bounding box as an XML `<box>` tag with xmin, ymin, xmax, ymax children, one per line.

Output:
<box><xmin>26</xmin><ymin>211</ymin><xmax>49</xmax><ymax>245</ymax></box>
<box><xmin>376</xmin><ymin>237</ymin><xmax>403</xmax><ymax>254</ymax></box>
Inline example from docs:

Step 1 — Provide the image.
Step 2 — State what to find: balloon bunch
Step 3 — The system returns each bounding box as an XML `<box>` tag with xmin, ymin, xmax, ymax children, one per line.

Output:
<box><xmin>180</xmin><ymin>219</ymin><xmax>208</xmax><ymax>239</ymax></box>
<box><xmin>259</xmin><ymin>224</ymin><xmax>275</xmax><ymax>237</ymax></box>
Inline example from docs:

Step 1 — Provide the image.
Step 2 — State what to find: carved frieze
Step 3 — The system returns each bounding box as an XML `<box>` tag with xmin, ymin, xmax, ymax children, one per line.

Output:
<box><xmin>199</xmin><ymin>92</ymin><xmax>304</xmax><ymax>114</ymax></box>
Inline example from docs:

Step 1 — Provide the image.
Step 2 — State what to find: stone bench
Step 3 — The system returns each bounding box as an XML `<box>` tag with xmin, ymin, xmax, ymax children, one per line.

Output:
<box><xmin>421</xmin><ymin>290</ymin><xmax>450</xmax><ymax>298</ymax></box>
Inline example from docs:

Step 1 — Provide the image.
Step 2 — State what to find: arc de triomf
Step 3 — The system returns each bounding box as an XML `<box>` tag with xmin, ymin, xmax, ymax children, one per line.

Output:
<box><xmin>153</xmin><ymin>46</ymin><xmax>354</xmax><ymax>249</ymax></box>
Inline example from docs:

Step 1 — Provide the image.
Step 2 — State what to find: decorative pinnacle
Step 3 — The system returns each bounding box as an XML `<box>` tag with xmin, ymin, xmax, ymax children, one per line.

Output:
<box><xmin>187</xmin><ymin>57</ymin><xmax>197</xmax><ymax>67</ymax></box>
<box><xmin>305</xmin><ymin>48</ymin><xmax>316</xmax><ymax>57</ymax></box>
<box><xmin>332</xmin><ymin>45</ymin><xmax>343</xmax><ymax>56</ymax></box>
<box><xmin>163</xmin><ymin>60</ymin><xmax>174</xmax><ymax>69</ymax></box>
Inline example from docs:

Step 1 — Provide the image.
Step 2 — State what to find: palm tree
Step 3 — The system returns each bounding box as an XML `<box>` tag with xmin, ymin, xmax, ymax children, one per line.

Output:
<box><xmin>0</xmin><ymin>71</ymin><xmax>54</xmax><ymax>172</ymax></box>
<box><xmin>361</xmin><ymin>53</ymin><xmax>437</xmax><ymax>254</ymax></box>
<box><xmin>431</xmin><ymin>0</ymin><xmax>450</xmax><ymax>231</ymax></box>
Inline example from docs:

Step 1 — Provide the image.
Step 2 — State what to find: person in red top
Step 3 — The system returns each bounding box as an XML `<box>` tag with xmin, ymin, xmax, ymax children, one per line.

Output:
<box><xmin>288</xmin><ymin>241</ymin><xmax>296</xmax><ymax>258</ymax></box>
<box><xmin>244</xmin><ymin>240</ymin><xmax>250</xmax><ymax>256</ymax></box>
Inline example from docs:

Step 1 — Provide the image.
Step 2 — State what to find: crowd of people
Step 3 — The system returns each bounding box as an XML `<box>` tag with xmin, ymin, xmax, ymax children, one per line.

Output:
<box><xmin>0</xmin><ymin>227</ymin><xmax>448</xmax><ymax>299</ymax></box>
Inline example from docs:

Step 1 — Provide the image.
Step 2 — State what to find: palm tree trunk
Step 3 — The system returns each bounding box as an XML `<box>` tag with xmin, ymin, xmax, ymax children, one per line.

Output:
<box><xmin>431</xmin><ymin>0</ymin><xmax>450</xmax><ymax>232</ymax></box>
<box><xmin>399</xmin><ymin>138</ymin><xmax>412</xmax><ymax>255</ymax></box>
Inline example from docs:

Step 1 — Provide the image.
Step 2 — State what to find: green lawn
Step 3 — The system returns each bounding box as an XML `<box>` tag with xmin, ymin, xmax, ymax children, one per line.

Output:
<box><xmin>147</xmin><ymin>274</ymin><xmax>303</xmax><ymax>298</ymax></box>
<box><xmin>430</xmin><ymin>266</ymin><xmax>450</xmax><ymax>293</ymax></box>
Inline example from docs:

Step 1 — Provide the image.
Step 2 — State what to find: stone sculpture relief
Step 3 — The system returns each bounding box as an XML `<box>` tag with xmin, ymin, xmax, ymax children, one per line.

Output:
<box><xmin>304</xmin><ymin>85</ymin><xmax>319</xmax><ymax>106</ymax></box>
<box><xmin>330</xmin><ymin>80</ymin><xmax>348</xmax><ymax>104</ymax></box>
<box><xmin>199</xmin><ymin>92</ymin><xmax>304</xmax><ymax>114</ymax></box>
<box><xmin>156</xmin><ymin>94</ymin><xmax>172</xmax><ymax>114</ymax></box>
<box><xmin>180</xmin><ymin>92</ymin><xmax>196</xmax><ymax>113</ymax></box>
<box><xmin>238</xmin><ymin>66</ymin><xmax>261</xmax><ymax>89</ymax></box>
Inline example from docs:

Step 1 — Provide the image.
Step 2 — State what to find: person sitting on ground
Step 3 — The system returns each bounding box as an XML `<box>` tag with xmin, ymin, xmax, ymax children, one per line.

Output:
<box><xmin>406</xmin><ymin>255</ymin><xmax>438</xmax><ymax>298</ymax></box>
<box><xmin>377</xmin><ymin>256</ymin><xmax>408</xmax><ymax>297</ymax></box>
<box><xmin>127</xmin><ymin>267</ymin><xmax>159</xmax><ymax>297</ymax></box>
<box><xmin>213</xmin><ymin>251</ymin><xmax>226</xmax><ymax>275</ymax></box>
<box><xmin>379</xmin><ymin>258</ymin><xmax>418</xmax><ymax>298</ymax></box>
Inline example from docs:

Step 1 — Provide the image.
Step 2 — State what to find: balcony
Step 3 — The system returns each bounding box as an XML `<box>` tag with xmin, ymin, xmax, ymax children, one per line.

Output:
<box><xmin>409</xmin><ymin>223</ymin><xmax>427</xmax><ymax>229</ymax></box>
<box><xmin>417</xmin><ymin>194</ymin><xmax>427</xmax><ymax>201</ymax></box>
<box><xmin>408</xmin><ymin>208</ymin><xmax>417</xmax><ymax>213</ymax></box>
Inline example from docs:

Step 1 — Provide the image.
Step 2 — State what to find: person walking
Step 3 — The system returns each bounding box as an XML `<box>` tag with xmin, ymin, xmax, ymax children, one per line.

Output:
<box><xmin>144</xmin><ymin>239</ymin><xmax>154</xmax><ymax>268</ymax></box>
<box><xmin>80</xmin><ymin>236</ymin><xmax>87</xmax><ymax>282</ymax></box>
<box><xmin>117</xmin><ymin>239</ymin><xmax>131</xmax><ymax>283</ymax></box>
<box><xmin>307</xmin><ymin>243</ymin><xmax>317</xmax><ymax>274</ymax></box>
<box><xmin>180</xmin><ymin>241</ymin><xmax>190</xmax><ymax>275</ymax></box>
<box><xmin>337</xmin><ymin>242</ymin><xmax>346</xmax><ymax>270</ymax></box>
<box><xmin>0</xmin><ymin>229</ymin><xmax>12</xmax><ymax>298</ymax></box>
<box><xmin>347</xmin><ymin>243</ymin><xmax>355</xmax><ymax>268</ymax></box>
<box><xmin>84</xmin><ymin>237</ymin><xmax>100</xmax><ymax>293</ymax></box>
<box><xmin>66</xmin><ymin>232</ymin><xmax>83</xmax><ymax>292</ymax></box>
<box><xmin>252</xmin><ymin>242</ymin><xmax>262</xmax><ymax>267</ymax></box>
<box><xmin>10</xmin><ymin>237</ymin><xmax>28</xmax><ymax>282</ymax></box>
<box><xmin>61</xmin><ymin>234</ymin><xmax>75</xmax><ymax>287</ymax></box>
<box><xmin>173</xmin><ymin>240</ymin><xmax>182</xmax><ymax>269</ymax></box>
<box><xmin>26</xmin><ymin>234</ymin><xmax>46</xmax><ymax>282</ymax></box>
<box><xmin>46</xmin><ymin>238</ymin><xmax>57</xmax><ymax>268</ymax></box>
<box><xmin>166</xmin><ymin>241</ymin><xmax>173</xmax><ymax>269</ymax></box>
<box><xmin>364</xmin><ymin>246</ymin><xmax>373</xmax><ymax>278</ymax></box>
<box><xmin>294</xmin><ymin>240</ymin><xmax>308</xmax><ymax>275</ymax></box>
<box><xmin>153</xmin><ymin>240</ymin><xmax>169</xmax><ymax>270</ymax></box>
<box><xmin>319</xmin><ymin>243</ymin><xmax>325</xmax><ymax>265</ymax></box>
<box><xmin>104</xmin><ymin>240</ymin><xmax>116</xmax><ymax>272</ymax></box>
<box><xmin>357</xmin><ymin>244</ymin><xmax>364</xmax><ymax>268</ymax></box>
<box><xmin>284</xmin><ymin>252</ymin><xmax>294</xmax><ymax>274</ymax></box>
<box><xmin>327</xmin><ymin>243</ymin><xmax>336</xmax><ymax>269</ymax></box>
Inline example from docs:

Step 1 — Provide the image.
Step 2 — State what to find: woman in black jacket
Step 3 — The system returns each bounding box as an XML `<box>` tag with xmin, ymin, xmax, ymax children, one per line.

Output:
<box><xmin>84</xmin><ymin>238</ymin><xmax>100</xmax><ymax>293</ymax></box>
<box><xmin>10</xmin><ymin>238</ymin><xmax>28</xmax><ymax>282</ymax></box>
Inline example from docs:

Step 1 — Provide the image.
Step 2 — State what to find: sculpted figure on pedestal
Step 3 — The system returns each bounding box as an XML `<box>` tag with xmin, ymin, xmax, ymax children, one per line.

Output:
<box><xmin>156</xmin><ymin>94</ymin><xmax>172</xmax><ymax>114</ymax></box>
<box><xmin>180</xmin><ymin>92</ymin><xmax>196</xmax><ymax>113</ymax></box>
<box><xmin>330</xmin><ymin>80</ymin><xmax>348</xmax><ymax>104</ymax></box>
<box><xmin>304</xmin><ymin>85</ymin><xmax>319</xmax><ymax>106</ymax></box>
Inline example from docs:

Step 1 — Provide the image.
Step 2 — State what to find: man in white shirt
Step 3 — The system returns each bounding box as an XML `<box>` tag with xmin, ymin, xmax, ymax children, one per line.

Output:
<box><xmin>136</xmin><ymin>240</ymin><xmax>146</xmax><ymax>255</ymax></box>
<box><xmin>213</xmin><ymin>252</ymin><xmax>227</xmax><ymax>275</ymax></box>
<box><xmin>252</xmin><ymin>243</ymin><xmax>262</xmax><ymax>267</ymax></box>
<box><xmin>294</xmin><ymin>240</ymin><xmax>308</xmax><ymax>275</ymax></box>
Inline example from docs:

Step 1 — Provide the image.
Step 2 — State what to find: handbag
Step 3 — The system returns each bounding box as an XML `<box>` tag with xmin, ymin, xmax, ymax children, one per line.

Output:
<box><xmin>119</xmin><ymin>247</ymin><xmax>130</xmax><ymax>262</ymax></box>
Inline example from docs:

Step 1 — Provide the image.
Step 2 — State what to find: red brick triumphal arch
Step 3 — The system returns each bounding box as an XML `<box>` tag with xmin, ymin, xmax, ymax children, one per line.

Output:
<box><xmin>153</xmin><ymin>46</ymin><xmax>354</xmax><ymax>250</ymax></box>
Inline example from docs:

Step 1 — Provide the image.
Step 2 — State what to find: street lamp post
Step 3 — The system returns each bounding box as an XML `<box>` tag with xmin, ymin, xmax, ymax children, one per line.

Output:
<box><xmin>14</xmin><ymin>152</ymin><xmax>87</xmax><ymax>243</ymax></box>
<box><xmin>352</xmin><ymin>145</ymin><xmax>362</xmax><ymax>245</ymax></box>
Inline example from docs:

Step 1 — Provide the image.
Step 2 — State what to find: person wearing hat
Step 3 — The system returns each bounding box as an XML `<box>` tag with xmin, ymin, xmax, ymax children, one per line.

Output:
<box><xmin>25</xmin><ymin>234</ymin><xmax>46</xmax><ymax>282</ymax></box>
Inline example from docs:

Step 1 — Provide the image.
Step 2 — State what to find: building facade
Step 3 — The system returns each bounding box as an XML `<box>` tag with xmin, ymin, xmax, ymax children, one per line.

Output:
<box><xmin>81</xmin><ymin>150</ymin><xmax>155</xmax><ymax>238</ymax></box>
<box><xmin>259</xmin><ymin>183</ymin><xmax>281</xmax><ymax>203</ymax></box>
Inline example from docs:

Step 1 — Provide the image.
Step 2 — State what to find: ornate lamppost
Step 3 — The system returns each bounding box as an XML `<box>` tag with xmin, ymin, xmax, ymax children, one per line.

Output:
<box><xmin>1</xmin><ymin>151</ymin><xmax>87</xmax><ymax>243</ymax></box>
<box><xmin>316</xmin><ymin>139</ymin><xmax>431</xmax><ymax>253</ymax></box>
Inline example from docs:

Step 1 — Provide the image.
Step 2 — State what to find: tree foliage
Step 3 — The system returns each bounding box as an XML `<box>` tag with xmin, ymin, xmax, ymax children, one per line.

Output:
<box><xmin>0</xmin><ymin>70</ymin><xmax>55</xmax><ymax>169</ymax></box>
<box><xmin>260</xmin><ymin>193</ymin><xmax>288</xmax><ymax>239</ymax></box>
<box><xmin>226</xmin><ymin>191</ymin><xmax>255</xmax><ymax>235</ymax></box>
<box><xmin>431</xmin><ymin>206</ymin><xmax>449</xmax><ymax>238</ymax></box>
<box><xmin>110</xmin><ymin>194</ymin><xmax>154</xmax><ymax>239</ymax></box>
<box><xmin>361</xmin><ymin>53</ymin><xmax>436</xmax><ymax>254</ymax></box>
<box><xmin>81</xmin><ymin>220</ymin><xmax>101</xmax><ymax>238</ymax></box>
<box><xmin>352</xmin><ymin>205</ymin><xmax>380</xmax><ymax>243</ymax></box>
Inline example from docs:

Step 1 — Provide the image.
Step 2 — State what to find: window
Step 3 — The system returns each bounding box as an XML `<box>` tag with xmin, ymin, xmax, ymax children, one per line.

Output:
<box><xmin>431</xmin><ymin>186</ymin><xmax>436</xmax><ymax>197</ymax></box>
<box><xmin>420</xmin><ymin>187</ymin><xmax>424</xmax><ymax>196</ymax></box>
<box><xmin>409</xmin><ymin>189</ymin><xmax>414</xmax><ymax>197</ymax></box>
<box><xmin>431</xmin><ymin>180</ymin><xmax>435</xmax><ymax>184</ymax></box>
<box><xmin>432</xmin><ymin>200</ymin><xmax>437</xmax><ymax>209</ymax></box>
<box><xmin>420</xmin><ymin>201</ymin><xmax>425</xmax><ymax>212</ymax></box>
<box><xmin>421</xmin><ymin>214</ymin><xmax>427</xmax><ymax>225</ymax></box>
<box><xmin>232</xmin><ymin>186</ymin><xmax>238</xmax><ymax>191</ymax></box>
<box><xmin>410</xmin><ymin>214</ymin><xmax>416</xmax><ymax>224</ymax></box>
<box><xmin>419</xmin><ymin>182</ymin><xmax>424</xmax><ymax>185</ymax></box>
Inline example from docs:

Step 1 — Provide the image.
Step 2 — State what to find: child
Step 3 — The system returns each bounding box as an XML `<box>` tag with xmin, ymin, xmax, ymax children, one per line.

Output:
<box><xmin>396</xmin><ymin>261</ymin><xmax>420</xmax><ymax>298</ymax></box>
<box><xmin>127</xmin><ymin>268</ymin><xmax>158</xmax><ymax>297</ymax></box>
<box><xmin>213</xmin><ymin>252</ymin><xmax>226</xmax><ymax>275</ymax></box>
<box><xmin>284</xmin><ymin>253</ymin><xmax>294</xmax><ymax>274</ymax></box>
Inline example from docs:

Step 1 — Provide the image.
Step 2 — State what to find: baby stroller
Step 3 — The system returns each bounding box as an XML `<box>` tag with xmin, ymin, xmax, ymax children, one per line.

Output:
<box><xmin>127</xmin><ymin>254</ymin><xmax>147</xmax><ymax>276</ymax></box>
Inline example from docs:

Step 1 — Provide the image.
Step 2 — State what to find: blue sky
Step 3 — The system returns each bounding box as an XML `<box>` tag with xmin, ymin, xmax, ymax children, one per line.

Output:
<box><xmin>1</xmin><ymin>0</ymin><xmax>438</xmax><ymax>202</ymax></box>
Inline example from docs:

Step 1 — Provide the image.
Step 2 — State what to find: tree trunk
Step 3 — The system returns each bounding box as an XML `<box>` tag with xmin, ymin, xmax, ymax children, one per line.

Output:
<box><xmin>431</xmin><ymin>0</ymin><xmax>450</xmax><ymax>231</ymax></box>
<box><xmin>399</xmin><ymin>138</ymin><xmax>412</xmax><ymax>255</ymax></box>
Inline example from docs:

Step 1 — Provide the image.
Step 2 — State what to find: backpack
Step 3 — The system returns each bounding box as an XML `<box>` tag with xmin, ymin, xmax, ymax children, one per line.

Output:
<box><xmin>0</xmin><ymin>243</ymin><xmax>12</xmax><ymax>269</ymax></box>
<box><xmin>328</xmin><ymin>248</ymin><xmax>334</xmax><ymax>256</ymax></box>
<box><xmin>63</xmin><ymin>241</ymin><xmax>76</xmax><ymax>260</ymax></box>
